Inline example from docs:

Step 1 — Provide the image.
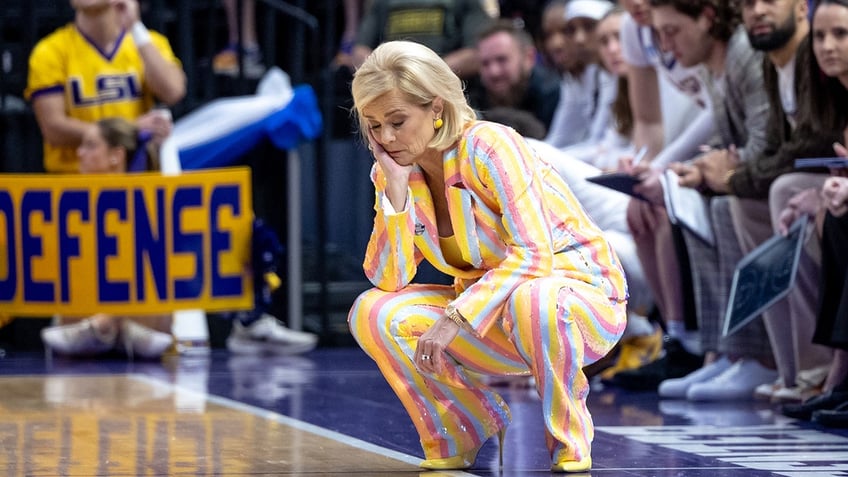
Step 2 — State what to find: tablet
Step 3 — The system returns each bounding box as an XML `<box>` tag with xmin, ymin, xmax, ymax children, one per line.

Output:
<box><xmin>722</xmin><ymin>215</ymin><xmax>808</xmax><ymax>336</ymax></box>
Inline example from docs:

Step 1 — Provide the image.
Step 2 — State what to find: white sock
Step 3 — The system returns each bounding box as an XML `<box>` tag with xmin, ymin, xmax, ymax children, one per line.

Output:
<box><xmin>666</xmin><ymin>320</ymin><xmax>701</xmax><ymax>355</ymax></box>
<box><xmin>624</xmin><ymin>313</ymin><xmax>656</xmax><ymax>338</ymax></box>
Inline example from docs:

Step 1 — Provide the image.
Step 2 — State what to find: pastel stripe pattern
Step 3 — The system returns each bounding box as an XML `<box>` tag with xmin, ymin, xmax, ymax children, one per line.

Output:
<box><xmin>348</xmin><ymin>278</ymin><xmax>625</xmax><ymax>461</ymax></box>
<box><xmin>362</xmin><ymin>121</ymin><xmax>627</xmax><ymax>338</ymax></box>
<box><xmin>348</xmin><ymin>284</ymin><xmax>517</xmax><ymax>459</ymax></box>
<box><xmin>353</xmin><ymin>120</ymin><xmax>628</xmax><ymax>463</ymax></box>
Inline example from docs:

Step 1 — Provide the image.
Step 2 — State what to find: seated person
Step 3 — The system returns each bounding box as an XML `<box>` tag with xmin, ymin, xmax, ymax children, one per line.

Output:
<box><xmin>541</xmin><ymin>0</ymin><xmax>615</xmax><ymax>148</ymax></box>
<box><xmin>352</xmin><ymin>0</ymin><xmax>493</xmax><ymax>79</ymax></box>
<box><xmin>467</xmin><ymin>19</ymin><xmax>560</xmax><ymax>133</ymax></box>
<box><xmin>534</xmin><ymin>7</ymin><xmax>662</xmax><ymax>380</ymax></box>
<box><xmin>560</xmin><ymin>6</ymin><xmax>635</xmax><ymax>171</ymax></box>
<box><xmin>41</xmin><ymin>117</ymin><xmax>173</xmax><ymax>359</ymax></box>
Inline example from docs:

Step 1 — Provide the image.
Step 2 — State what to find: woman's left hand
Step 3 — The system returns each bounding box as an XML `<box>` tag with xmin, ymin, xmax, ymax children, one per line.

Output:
<box><xmin>414</xmin><ymin>317</ymin><xmax>461</xmax><ymax>375</ymax></box>
<box><xmin>632</xmin><ymin>167</ymin><xmax>665</xmax><ymax>205</ymax></box>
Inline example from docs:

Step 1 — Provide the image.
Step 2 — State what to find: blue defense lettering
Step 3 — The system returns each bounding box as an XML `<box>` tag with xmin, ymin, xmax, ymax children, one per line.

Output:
<box><xmin>209</xmin><ymin>185</ymin><xmax>242</xmax><ymax>297</ymax></box>
<box><xmin>134</xmin><ymin>188</ymin><xmax>168</xmax><ymax>301</ymax></box>
<box><xmin>96</xmin><ymin>190</ymin><xmax>129</xmax><ymax>302</ymax></box>
<box><xmin>59</xmin><ymin>191</ymin><xmax>90</xmax><ymax>303</ymax></box>
<box><xmin>21</xmin><ymin>191</ymin><xmax>54</xmax><ymax>302</ymax></box>
<box><xmin>0</xmin><ymin>191</ymin><xmax>16</xmax><ymax>301</ymax></box>
<box><xmin>172</xmin><ymin>187</ymin><xmax>204</xmax><ymax>299</ymax></box>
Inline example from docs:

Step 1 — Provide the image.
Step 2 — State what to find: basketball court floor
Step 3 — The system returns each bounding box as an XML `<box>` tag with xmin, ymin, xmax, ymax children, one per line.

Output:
<box><xmin>1</xmin><ymin>347</ymin><xmax>847</xmax><ymax>476</ymax></box>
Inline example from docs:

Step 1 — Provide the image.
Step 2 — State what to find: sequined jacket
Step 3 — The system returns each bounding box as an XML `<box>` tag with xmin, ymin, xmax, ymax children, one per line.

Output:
<box><xmin>363</xmin><ymin>120</ymin><xmax>627</xmax><ymax>337</ymax></box>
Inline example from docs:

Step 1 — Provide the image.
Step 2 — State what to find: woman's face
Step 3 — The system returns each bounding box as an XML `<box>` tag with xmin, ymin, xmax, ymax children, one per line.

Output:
<box><xmin>597</xmin><ymin>13</ymin><xmax>627</xmax><ymax>76</ymax></box>
<box><xmin>77</xmin><ymin>124</ymin><xmax>123</xmax><ymax>173</ymax></box>
<box><xmin>812</xmin><ymin>3</ymin><xmax>848</xmax><ymax>86</ymax></box>
<box><xmin>360</xmin><ymin>90</ymin><xmax>439</xmax><ymax>165</ymax></box>
<box><xmin>541</xmin><ymin>5</ymin><xmax>598</xmax><ymax>75</ymax></box>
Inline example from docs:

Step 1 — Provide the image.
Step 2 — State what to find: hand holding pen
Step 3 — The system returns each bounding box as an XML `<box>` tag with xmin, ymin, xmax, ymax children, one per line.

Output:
<box><xmin>617</xmin><ymin>145</ymin><xmax>649</xmax><ymax>176</ymax></box>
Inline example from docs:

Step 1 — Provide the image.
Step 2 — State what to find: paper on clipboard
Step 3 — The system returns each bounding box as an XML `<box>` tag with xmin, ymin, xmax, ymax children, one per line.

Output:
<box><xmin>659</xmin><ymin>169</ymin><xmax>715</xmax><ymax>246</ymax></box>
<box><xmin>722</xmin><ymin>215</ymin><xmax>808</xmax><ymax>337</ymax></box>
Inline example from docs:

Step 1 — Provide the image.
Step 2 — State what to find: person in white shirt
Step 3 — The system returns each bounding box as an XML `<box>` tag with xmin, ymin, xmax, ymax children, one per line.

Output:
<box><xmin>604</xmin><ymin>0</ymin><xmax>712</xmax><ymax>390</ymax></box>
<box><xmin>542</xmin><ymin>0</ymin><xmax>614</xmax><ymax>148</ymax></box>
<box><xmin>533</xmin><ymin>8</ymin><xmax>661</xmax><ymax>380</ymax></box>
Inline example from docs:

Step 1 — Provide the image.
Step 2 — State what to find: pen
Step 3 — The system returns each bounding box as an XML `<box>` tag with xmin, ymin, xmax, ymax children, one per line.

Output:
<box><xmin>632</xmin><ymin>146</ymin><xmax>648</xmax><ymax>167</ymax></box>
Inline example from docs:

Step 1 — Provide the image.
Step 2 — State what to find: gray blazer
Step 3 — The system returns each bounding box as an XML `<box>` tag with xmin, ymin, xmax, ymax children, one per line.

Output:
<box><xmin>703</xmin><ymin>26</ymin><xmax>769</xmax><ymax>166</ymax></box>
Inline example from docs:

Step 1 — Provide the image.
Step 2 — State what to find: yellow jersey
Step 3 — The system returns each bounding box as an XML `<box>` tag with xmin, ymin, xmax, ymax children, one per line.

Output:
<box><xmin>24</xmin><ymin>24</ymin><xmax>181</xmax><ymax>173</ymax></box>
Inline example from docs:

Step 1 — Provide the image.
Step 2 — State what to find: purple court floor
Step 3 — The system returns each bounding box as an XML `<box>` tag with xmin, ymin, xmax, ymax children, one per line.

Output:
<box><xmin>1</xmin><ymin>347</ymin><xmax>847</xmax><ymax>476</ymax></box>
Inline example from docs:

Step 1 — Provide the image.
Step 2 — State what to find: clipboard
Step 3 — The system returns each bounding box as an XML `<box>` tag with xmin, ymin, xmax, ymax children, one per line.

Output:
<box><xmin>722</xmin><ymin>215</ymin><xmax>809</xmax><ymax>336</ymax></box>
<box><xmin>585</xmin><ymin>172</ymin><xmax>648</xmax><ymax>201</ymax></box>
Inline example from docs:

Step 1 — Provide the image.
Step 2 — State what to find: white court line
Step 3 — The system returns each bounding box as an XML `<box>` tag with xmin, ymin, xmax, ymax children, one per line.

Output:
<box><xmin>129</xmin><ymin>373</ymin><xmax>478</xmax><ymax>477</ymax></box>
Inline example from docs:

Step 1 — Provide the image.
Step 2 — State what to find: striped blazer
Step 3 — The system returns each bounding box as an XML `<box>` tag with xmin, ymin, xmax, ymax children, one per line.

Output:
<box><xmin>363</xmin><ymin>121</ymin><xmax>627</xmax><ymax>336</ymax></box>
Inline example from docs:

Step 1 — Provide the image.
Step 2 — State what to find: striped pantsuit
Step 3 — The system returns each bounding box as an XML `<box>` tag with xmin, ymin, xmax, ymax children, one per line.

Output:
<box><xmin>348</xmin><ymin>279</ymin><xmax>626</xmax><ymax>464</ymax></box>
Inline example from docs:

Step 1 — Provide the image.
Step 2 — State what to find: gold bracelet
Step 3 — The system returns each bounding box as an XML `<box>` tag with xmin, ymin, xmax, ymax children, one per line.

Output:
<box><xmin>719</xmin><ymin>168</ymin><xmax>735</xmax><ymax>194</ymax></box>
<box><xmin>445</xmin><ymin>305</ymin><xmax>474</xmax><ymax>333</ymax></box>
<box><xmin>723</xmin><ymin>168</ymin><xmax>736</xmax><ymax>187</ymax></box>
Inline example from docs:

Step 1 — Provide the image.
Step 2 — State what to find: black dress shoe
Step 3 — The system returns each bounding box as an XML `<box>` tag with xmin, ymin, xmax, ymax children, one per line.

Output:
<box><xmin>782</xmin><ymin>391</ymin><xmax>848</xmax><ymax>420</ymax></box>
<box><xmin>812</xmin><ymin>401</ymin><xmax>848</xmax><ymax>428</ymax></box>
<box><xmin>605</xmin><ymin>337</ymin><xmax>703</xmax><ymax>391</ymax></box>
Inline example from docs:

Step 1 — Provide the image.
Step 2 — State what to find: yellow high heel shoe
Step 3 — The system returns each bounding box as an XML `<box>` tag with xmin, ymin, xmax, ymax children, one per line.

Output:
<box><xmin>419</xmin><ymin>428</ymin><xmax>506</xmax><ymax>470</ymax></box>
<box><xmin>551</xmin><ymin>456</ymin><xmax>592</xmax><ymax>473</ymax></box>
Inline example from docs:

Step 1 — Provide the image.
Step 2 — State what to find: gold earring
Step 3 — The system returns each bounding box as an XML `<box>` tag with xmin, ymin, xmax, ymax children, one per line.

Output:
<box><xmin>434</xmin><ymin>118</ymin><xmax>444</xmax><ymax>130</ymax></box>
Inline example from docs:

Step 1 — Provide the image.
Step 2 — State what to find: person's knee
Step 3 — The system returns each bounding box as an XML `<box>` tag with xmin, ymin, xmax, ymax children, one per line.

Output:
<box><xmin>507</xmin><ymin>279</ymin><xmax>570</xmax><ymax>330</ymax></box>
<box><xmin>347</xmin><ymin>287</ymin><xmax>389</xmax><ymax>340</ymax></box>
<box><xmin>769</xmin><ymin>172</ymin><xmax>819</xmax><ymax>212</ymax></box>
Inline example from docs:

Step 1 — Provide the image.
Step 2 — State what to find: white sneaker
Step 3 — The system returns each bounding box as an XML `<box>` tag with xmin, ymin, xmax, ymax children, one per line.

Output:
<box><xmin>226</xmin><ymin>314</ymin><xmax>318</xmax><ymax>355</ymax></box>
<box><xmin>41</xmin><ymin>319</ymin><xmax>117</xmax><ymax>356</ymax></box>
<box><xmin>119</xmin><ymin>321</ymin><xmax>174</xmax><ymax>359</ymax></box>
<box><xmin>686</xmin><ymin>359</ymin><xmax>778</xmax><ymax>402</ymax></box>
<box><xmin>771</xmin><ymin>365</ymin><xmax>829</xmax><ymax>403</ymax></box>
<box><xmin>754</xmin><ymin>378</ymin><xmax>783</xmax><ymax>401</ymax></box>
<box><xmin>658</xmin><ymin>356</ymin><xmax>732</xmax><ymax>399</ymax></box>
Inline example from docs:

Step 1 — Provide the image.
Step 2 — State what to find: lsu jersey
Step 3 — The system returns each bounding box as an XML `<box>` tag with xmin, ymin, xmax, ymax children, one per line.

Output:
<box><xmin>24</xmin><ymin>24</ymin><xmax>181</xmax><ymax>173</ymax></box>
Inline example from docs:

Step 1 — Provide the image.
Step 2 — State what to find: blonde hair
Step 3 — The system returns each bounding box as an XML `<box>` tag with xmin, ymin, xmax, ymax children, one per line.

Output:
<box><xmin>97</xmin><ymin>117</ymin><xmax>161</xmax><ymax>172</ymax></box>
<box><xmin>351</xmin><ymin>41</ymin><xmax>477</xmax><ymax>151</ymax></box>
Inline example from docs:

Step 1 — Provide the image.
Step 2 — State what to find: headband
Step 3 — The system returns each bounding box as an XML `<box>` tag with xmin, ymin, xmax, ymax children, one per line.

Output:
<box><xmin>565</xmin><ymin>0</ymin><xmax>614</xmax><ymax>21</ymax></box>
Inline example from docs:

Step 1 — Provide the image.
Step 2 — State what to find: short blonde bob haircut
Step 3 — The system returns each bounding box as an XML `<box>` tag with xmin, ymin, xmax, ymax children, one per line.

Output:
<box><xmin>351</xmin><ymin>41</ymin><xmax>477</xmax><ymax>152</ymax></box>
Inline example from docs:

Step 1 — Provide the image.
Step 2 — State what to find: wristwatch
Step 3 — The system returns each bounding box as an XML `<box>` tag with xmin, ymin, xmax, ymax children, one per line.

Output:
<box><xmin>723</xmin><ymin>168</ymin><xmax>736</xmax><ymax>192</ymax></box>
<box><xmin>445</xmin><ymin>304</ymin><xmax>474</xmax><ymax>333</ymax></box>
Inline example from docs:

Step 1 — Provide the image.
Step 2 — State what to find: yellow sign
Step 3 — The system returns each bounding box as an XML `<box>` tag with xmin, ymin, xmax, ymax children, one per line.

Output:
<box><xmin>0</xmin><ymin>168</ymin><xmax>253</xmax><ymax>315</ymax></box>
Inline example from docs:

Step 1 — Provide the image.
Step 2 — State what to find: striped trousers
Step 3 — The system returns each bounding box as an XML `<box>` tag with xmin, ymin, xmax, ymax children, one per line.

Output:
<box><xmin>348</xmin><ymin>278</ymin><xmax>626</xmax><ymax>463</ymax></box>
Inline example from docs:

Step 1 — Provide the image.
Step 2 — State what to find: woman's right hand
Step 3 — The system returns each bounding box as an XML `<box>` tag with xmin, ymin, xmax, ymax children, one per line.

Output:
<box><xmin>369</xmin><ymin>130</ymin><xmax>412</xmax><ymax>210</ymax></box>
<box><xmin>632</xmin><ymin>167</ymin><xmax>665</xmax><ymax>205</ymax></box>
